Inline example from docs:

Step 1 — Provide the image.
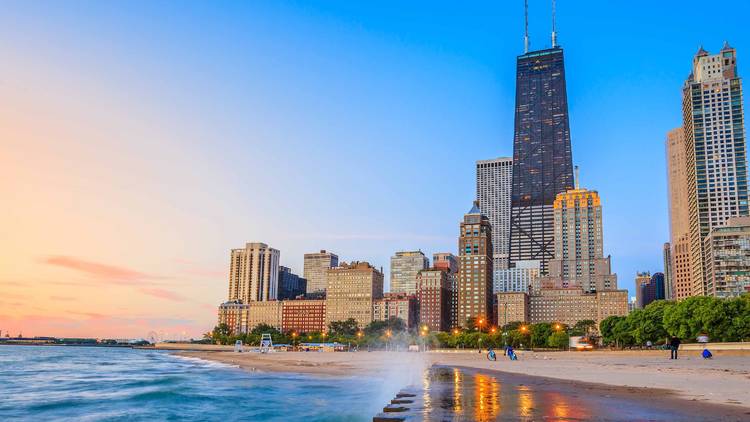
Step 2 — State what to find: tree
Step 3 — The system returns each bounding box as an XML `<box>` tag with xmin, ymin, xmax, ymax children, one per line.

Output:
<box><xmin>251</xmin><ymin>323</ymin><xmax>280</xmax><ymax>335</ymax></box>
<box><xmin>530</xmin><ymin>323</ymin><xmax>552</xmax><ymax>348</ymax></box>
<box><xmin>599</xmin><ymin>315</ymin><xmax>624</xmax><ymax>346</ymax></box>
<box><xmin>571</xmin><ymin>320</ymin><xmax>596</xmax><ymax>336</ymax></box>
<box><xmin>548</xmin><ymin>331</ymin><xmax>569</xmax><ymax>349</ymax></box>
<box><xmin>328</xmin><ymin>318</ymin><xmax>359</xmax><ymax>336</ymax></box>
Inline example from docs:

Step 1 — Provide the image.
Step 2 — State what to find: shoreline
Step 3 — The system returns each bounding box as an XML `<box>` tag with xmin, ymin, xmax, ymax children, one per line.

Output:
<box><xmin>176</xmin><ymin>349</ymin><xmax>750</xmax><ymax>410</ymax></box>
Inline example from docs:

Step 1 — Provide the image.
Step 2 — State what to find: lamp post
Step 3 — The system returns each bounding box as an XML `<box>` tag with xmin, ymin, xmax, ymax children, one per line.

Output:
<box><xmin>385</xmin><ymin>329</ymin><xmax>392</xmax><ymax>352</ymax></box>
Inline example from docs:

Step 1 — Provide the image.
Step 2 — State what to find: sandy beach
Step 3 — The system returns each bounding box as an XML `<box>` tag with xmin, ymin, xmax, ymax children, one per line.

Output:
<box><xmin>176</xmin><ymin>349</ymin><xmax>750</xmax><ymax>410</ymax></box>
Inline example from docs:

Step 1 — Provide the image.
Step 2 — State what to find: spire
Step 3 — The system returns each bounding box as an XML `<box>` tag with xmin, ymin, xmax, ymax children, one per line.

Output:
<box><xmin>551</xmin><ymin>0</ymin><xmax>557</xmax><ymax>47</ymax></box>
<box><xmin>524</xmin><ymin>0</ymin><xmax>529</xmax><ymax>53</ymax></box>
<box><xmin>696</xmin><ymin>45</ymin><xmax>708</xmax><ymax>56</ymax></box>
<box><xmin>722</xmin><ymin>40</ymin><xmax>733</xmax><ymax>51</ymax></box>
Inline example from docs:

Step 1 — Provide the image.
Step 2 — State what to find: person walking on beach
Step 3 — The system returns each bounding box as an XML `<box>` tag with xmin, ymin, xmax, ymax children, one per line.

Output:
<box><xmin>669</xmin><ymin>336</ymin><xmax>681</xmax><ymax>359</ymax></box>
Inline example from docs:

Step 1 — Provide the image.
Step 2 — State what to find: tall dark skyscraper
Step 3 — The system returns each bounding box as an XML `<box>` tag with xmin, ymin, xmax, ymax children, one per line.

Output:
<box><xmin>509</xmin><ymin>46</ymin><xmax>575</xmax><ymax>274</ymax></box>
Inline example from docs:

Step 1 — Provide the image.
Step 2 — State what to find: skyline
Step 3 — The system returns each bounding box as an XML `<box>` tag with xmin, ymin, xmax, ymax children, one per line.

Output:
<box><xmin>2</xmin><ymin>1</ymin><xmax>750</xmax><ymax>338</ymax></box>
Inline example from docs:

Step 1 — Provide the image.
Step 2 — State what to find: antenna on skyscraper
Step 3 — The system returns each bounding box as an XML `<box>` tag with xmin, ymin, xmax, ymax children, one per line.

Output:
<box><xmin>551</xmin><ymin>0</ymin><xmax>557</xmax><ymax>47</ymax></box>
<box><xmin>524</xmin><ymin>0</ymin><xmax>530</xmax><ymax>53</ymax></box>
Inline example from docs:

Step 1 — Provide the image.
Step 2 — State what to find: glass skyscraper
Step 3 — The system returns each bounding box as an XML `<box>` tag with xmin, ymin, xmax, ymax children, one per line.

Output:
<box><xmin>509</xmin><ymin>47</ymin><xmax>575</xmax><ymax>274</ymax></box>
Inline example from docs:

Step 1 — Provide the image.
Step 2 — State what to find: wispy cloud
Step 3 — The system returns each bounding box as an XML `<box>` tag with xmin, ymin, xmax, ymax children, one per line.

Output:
<box><xmin>139</xmin><ymin>288</ymin><xmax>186</xmax><ymax>302</ymax></box>
<box><xmin>42</xmin><ymin>255</ymin><xmax>164</xmax><ymax>286</ymax></box>
<box><xmin>287</xmin><ymin>233</ymin><xmax>453</xmax><ymax>242</ymax></box>
<box><xmin>49</xmin><ymin>295</ymin><xmax>75</xmax><ymax>302</ymax></box>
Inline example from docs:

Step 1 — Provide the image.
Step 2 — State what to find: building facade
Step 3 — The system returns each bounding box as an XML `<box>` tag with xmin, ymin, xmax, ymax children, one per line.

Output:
<box><xmin>246</xmin><ymin>301</ymin><xmax>283</xmax><ymax>331</ymax></box>
<box><xmin>496</xmin><ymin>292</ymin><xmax>530</xmax><ymax>327</ymax></box>
<box><xmin>476</xmin><ymin>157</ymin><xmax>513</xmax><ymax>270</ymax></box>
<box><xmin>217</xmin><ymin>300</ymin><xmax>250</xmax><ymax>334</ymax></box>
<box><xmin>303</xmin><ymin>250</ymin><xmax>339</xmax><ymax>294</ymax></box>
<box><xmin>498</xmin><ymin>289</ymin><xmax>628</xmax><ymax>327</ymax></box>
<box><xmin>416</xmin><ymin>269</ymin><xmax>452</xmax><ymax>331</ymax></box>
<box><xmin>666</xmin><ymin>127</ymin><xmax>693</xmax><ymax>300</ymax></box>
<box><xmin>372</xmin><ymin>293</ymin><xmax>418</xmax><ymax>328</ymax></box>
<box><xmin>228</xmin><ymin>242</ymin><xmax>280</xmax><ymax>302</ymax></box>
<box><xmin>683</xmin><ymin>44</ymin><xmax>748</xmax><ymax>297</ymax></box>
<box><xmin>494</xmin><ymin>260</ymin><xmax>540</xmax><ymax>293</ymax></box>
<box><xmin>509</xmin><ymin>47</ymin><xmax>575</xmax><ymax>274</ymax></box>
<box><xmin>641</xmin><ymin>272</ymin><xmax>666</xmax><ymax>308</ymax></box>
<box><xmin>539</xmin><ymin>187</ymin><xmax>618</xmax><ymax>292</ymax></box>
<box><xmin>281</xmin><ymin>300</ymin><xmax>326</xmax><ymax>334</ymax></box>
<box><xmin>703</xmin><ymin>216</ymin><xmax>750</xmax><ymax>297</ymax></box>
<box><xmin>458</xmin><ymin>202</ymin><xmax>494</xmax><ymax>327</ymax></box>
<box><xmin>433</xmin><ymin>252</ymin><xmax>459</xmax><ymax>328</ymax></box>
<box><xmin>278</xmin><ymin>266</ymin><xmax>307</xmax><ymax>300</ymax></box>
<box><xmin>390</xmin><ymin>251</ymin><xmax>429</xmax><ymax>295</ymax></box>
<box><xmin>634</xmin><ymin>272</ymin><xmax>651</xmax><ymax>309</ymax></box>
<box><xmin>663</xmin><ymin>242</ymin><xmax>673</xmax><ymax>300</ymax></box>
<box><xmin>325</xmin><ymin>262</ymin><xmax>384</xmax><ymax>327</ymax></box>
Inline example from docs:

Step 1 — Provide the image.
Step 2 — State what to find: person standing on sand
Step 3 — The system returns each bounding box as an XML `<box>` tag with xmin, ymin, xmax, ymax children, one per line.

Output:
<box><xmin>669</xmin><ymin>336</ymin><xmax>681</xmax><ymax>359</ymax></box>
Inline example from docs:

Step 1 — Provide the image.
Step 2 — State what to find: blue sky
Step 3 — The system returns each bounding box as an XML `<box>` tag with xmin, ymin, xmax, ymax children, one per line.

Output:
<box><xmin>3</xmin><ymin>0</ymin><xmax>750</xmax><ymax>335</ymax></box>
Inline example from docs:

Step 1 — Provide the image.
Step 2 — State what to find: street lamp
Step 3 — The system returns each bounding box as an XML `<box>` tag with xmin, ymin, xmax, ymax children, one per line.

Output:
<box><xmin>385</xmin><ymin>329</ymin><xmax>392</xmax><ymax>352</ymax></box>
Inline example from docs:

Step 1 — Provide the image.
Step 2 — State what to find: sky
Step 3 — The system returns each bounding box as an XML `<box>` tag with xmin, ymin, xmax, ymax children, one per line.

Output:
<box><xmin>2</xmin><ymin>1</ymin><xmax>749</xmax><ymax>339</ymax></box>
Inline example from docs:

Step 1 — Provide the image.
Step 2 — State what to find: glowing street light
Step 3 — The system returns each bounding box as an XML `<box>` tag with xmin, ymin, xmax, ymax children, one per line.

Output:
<box><xmin>452</xmin><ymin>328</ymin><xmax>460</xmax><ymax>336</ymax></box>
<box><xmin>520</xmin><ymin>325</ymin><xmax>528</xmax><ymax>333</ymax></box>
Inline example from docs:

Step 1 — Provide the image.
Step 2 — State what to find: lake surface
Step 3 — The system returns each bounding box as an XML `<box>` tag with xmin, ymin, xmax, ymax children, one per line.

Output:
<box><xmin>0</xmin><ymin>345</ymin><xmax>384</xmax><ymax>421</ymax></box>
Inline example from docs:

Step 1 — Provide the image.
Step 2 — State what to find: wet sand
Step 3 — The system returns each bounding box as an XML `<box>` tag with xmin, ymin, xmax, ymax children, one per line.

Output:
<box><xmin>421</xmin><ymin>365</ymin><xmax>750</xmax><ymax>421</ymax></box>
<box><xmin>176</xmin><ymin>349</ymin><xmax>750</xmax><ymax>412</ymax></box>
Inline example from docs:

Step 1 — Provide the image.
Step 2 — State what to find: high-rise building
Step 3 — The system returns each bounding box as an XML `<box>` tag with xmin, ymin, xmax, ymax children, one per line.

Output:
<box><xmin>372</xmin><ymin>293</ymin><xmax>418</xmax><ymax>328</ymax></box>
<box><xmin>278</xmin><ymin>266</ymin><xmax>307</xmax><ymax>300</ymax></box>
<box><xmin>494</xmin><ymin>260</ymin><xmax>540</xmax><ymax>293</ymax></box>
<box><xmin>539</xmin><ymin>187</ymin><xmax>617</xmax><ymax>292</ymax></box>
<box><xmin>683</xmin><ymin>44</ymin><xmax>748</xmax><ymax>297</ymax></box>
<box><xmin>703</xmin><ymin>216</ymin><xmax>750</xmax><ymax>297</ymax></box>
<box><xmin>476</xmin><ymin>157</ymin><xmax>513</xmax><ymax>270</ymax></box>
<box><xmin>390</xmin><ymin>251</ymin><xmax>429</xmax><ymax>294</ymax></box>
<box><xmin>247</xmin><ymin>301</ymin><xmax>283</xmax><ymax>331</ymax></box>
<box><xmin>303</xmin><ymin>250</ymin><xmax>339</xmax><ymax>294</ymax></box>
<box><xmin>634</xmin><ymin>272</ymin><xmax>651</xmax><ymax>309</ymax></box>
<box><xmin>663</xmin><ymin>243</ymin><xmax>673</xmax><ymax>300</ymax></box>
<box><xmin>666</xmin><ymin>127</ymin><xmax>693</xmax><ymax>300</ymax></box>
<box><xmin>641</xmin><ymin>272</ymin><xmax>666</xmax><ymax>308</ymax></box>
<box><xmin>433</xmin><ymin>252</ymin><xmax>459</xmax><ymax>328</ymax></box>
<box><xmin>417</xmin><ymin>268</ymin><xmax>452</xmax><ymax>332</ymax></box>
<box><xmin>496</xmin><ymin>292</ymin><xmax>530</xmax><ymax>327</ymax></box>
<box><xmin>325</xmin><ymin>262</ymin><xmax>384</xmax><ymax>328</ymax></box>
<box><xmin>458</xmin><ymin>201</ymin><xmax>494</xmax><ymax>327</ymax></box>
<box><xmin>227</xmin><ymin>242</ymin><xmax>280</xmax><ymax>303</ymax></box>
<box><xmin>509</xmin><ymin>46</ymin><xmax>575</xmax><ymax>274</ymax></box>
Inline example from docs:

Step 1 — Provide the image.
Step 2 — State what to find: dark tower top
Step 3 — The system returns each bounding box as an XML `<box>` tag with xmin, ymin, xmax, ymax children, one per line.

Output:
<box><xmin>509</xmin><ymin>47</ymin><xmax>575</xmax><ymax>272</ymax></box>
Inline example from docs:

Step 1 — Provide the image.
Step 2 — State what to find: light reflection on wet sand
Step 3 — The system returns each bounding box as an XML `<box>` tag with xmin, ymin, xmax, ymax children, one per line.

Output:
<box><xmin>416</xmin><ymin>366</ymin><xmax>740</xmax><ymax>421</ymax></box>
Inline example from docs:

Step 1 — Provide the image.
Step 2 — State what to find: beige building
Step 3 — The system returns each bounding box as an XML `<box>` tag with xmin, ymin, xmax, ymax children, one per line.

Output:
<box><xmin>540</xmin><ymin>187</ymin><xmax>617</xmax><ymax>292</ymax></box>
<box><xmin>390</xmin><ymin>250</ymin><xmax>429</xmax><ymax>294</ymax></box>
<box><xmin>325</xmin><ymin>262</ymin><xmax>384</xmax><ymax>327</ymax></box>
<box><xmin>703</xmin><ymin>216</ymin><xmax>750</xmax><ymax>298</ymax></box>
<box><xmin>683</xmin><ymin>44</ymin><xmax>748</xmax><ymax>297</ymax></box>
<box><xmin>496</xmin><ymin>292</ymin><xmax>529</xmax><ymax>327</ymax></box>
<box><xmin>303</xmin><ymin>250</ymin><xmax>339</xmax><ymax>294</ymax></box>
<box><xmin>228</xmin><ymin>242</ymin><xmax>280</xmax><ymax>302</ymax></box>
<box><xmin>372</xmin><ymin>293</ymin><xmax>418</xmax><ymax>328</ymax></box>
<box><xmin>498</xmin><ymin>289</ymin><xmax>628</xmax><ymax>327</ymax></box>
<box><xmin>247</xmin><ymin>301</ymin><xmax>282</xmax><ymax>331</ymax></box>
<box><xmin>458</xmin><ymin>202</ymin><xmax>494</xmax><ymax>327</ymax></box>
<box><xmin>666</xmin><ymin>127</ymin><xmax>693</xmax><ymax>300</ymax></box>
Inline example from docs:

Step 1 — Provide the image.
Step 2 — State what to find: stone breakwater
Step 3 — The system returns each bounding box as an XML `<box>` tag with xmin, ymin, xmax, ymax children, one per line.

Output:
<box><xmin>372</xmin><ymin>386</ymin><xmax>422</xmax><ymax>422</ymax></box>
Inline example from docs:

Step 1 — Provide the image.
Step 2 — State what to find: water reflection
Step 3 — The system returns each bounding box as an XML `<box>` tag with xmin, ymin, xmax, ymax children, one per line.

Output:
<box><xmin>423</xmin><ymin>367</ymin><xmax>587</xmax><ymax>421</ymax></box>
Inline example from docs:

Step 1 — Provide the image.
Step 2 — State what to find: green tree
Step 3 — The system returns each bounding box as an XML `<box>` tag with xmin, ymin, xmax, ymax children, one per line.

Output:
<box><xmin>548</xmin><ymin>331</ymin><xmax>569</xmax><ymax>349</ymax></box>
<box><xmin>251</xmin><ymin>323</ymin><xmax>280</xmax><ymax>335</ymax></box>
<box><xmin>328</xmin><ymin>318</ymin><xmax>359</xmax><ymax>336</ymax></box>
<box><xmin>571</xmin><ymin>320</ymin><xmax>596</xmax><ymax>336</ymax></box>
<box><xmin>530</xmin><ymin>323</ymin><xmax>552</xmax><ymax>348</ymax></box>
<box><xmin>599</xmin><ymin>315</ymin><xmax>625</xmax><ymax>346</ymax></box>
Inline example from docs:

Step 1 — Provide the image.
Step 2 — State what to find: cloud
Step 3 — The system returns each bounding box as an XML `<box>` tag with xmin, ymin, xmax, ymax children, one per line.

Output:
<box><xmin>139</xmin><ymin>288</ymin><xmax>186</xmax><ymax>302</ymax></box>
<box><xmin>49</xmin><ymin>295</ymin><xmax>75</xmax><ymax>302</ymax></box>
<box><xmin>42</xmin><ymin>255</ymin><xmax>164</xmax><ymax>286</ymax></box>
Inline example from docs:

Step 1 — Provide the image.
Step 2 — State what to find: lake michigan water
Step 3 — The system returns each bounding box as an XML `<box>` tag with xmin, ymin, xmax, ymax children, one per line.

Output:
<box><xmin>0</xmin><ymin>345</ymin><xmax>384</xmax><ymax>421</ymax></box>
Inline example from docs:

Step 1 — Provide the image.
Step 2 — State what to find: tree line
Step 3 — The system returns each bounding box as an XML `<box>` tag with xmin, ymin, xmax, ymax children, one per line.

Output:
<box><xmin>600</xmin><ymin>295</ymin><xmax>750</xmax><ymax>347</ymax></box>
